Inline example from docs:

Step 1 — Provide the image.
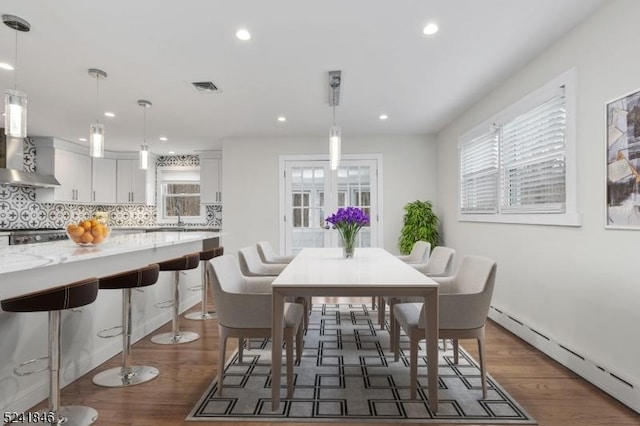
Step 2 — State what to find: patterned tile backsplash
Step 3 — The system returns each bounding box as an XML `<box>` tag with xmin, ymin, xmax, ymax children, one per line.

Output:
<box><xmin>0</xmin><ymin>141</ymin><xmax>222</xmax><ymax>230</ymax></box>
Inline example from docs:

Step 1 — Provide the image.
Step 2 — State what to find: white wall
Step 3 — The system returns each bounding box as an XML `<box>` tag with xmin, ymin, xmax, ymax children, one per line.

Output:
<box><xmin>221</xmin><ymin>135</ymin><xmax>437</xmax><ymax>256</ymax></box>
<box><xmin>436</xmin><ymin>0</ymin><xmax>639</xmax><ymax>411</ymax></box>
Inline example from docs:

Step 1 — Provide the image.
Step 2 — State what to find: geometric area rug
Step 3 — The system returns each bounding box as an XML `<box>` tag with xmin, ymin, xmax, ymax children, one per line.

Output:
<box><xmin>187</xmin><ymin>304</ymin><xmax>536</xmax><ymax>423</ymax></box>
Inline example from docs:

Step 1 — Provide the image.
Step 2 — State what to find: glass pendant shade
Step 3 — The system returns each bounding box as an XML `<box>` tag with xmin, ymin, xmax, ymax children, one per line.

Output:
<box><xmin>139</xmin><ymin>145</ymin><xmax>149</xmax><ymax>170</ymax></box>
<box><xmin>329</xmin><ymin>126</ymin><xmax>341</xmax><ymax>170</ymax></box>
<box><xmin>4</xmin><ymin>89</ymin><xmax>27</xmax><ymax>138</ymax></box>
<box><xmin>89</xmin><ymin>122</ymin><xmax>104</xmax><ymax>158</ymax></box>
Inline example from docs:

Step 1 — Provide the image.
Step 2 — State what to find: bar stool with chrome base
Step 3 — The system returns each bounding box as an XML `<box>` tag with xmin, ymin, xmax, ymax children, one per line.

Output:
<box><xmin>185</xmin><ymin>246</ymin><xmax>224</xmax><ymax>321</ymax></box>
<box><xmin>1</xmin><ymin>278</ymin><xmax>99</xmax><ymax>426</ymax></box>
<box><xmin>151</xmin><ymin>253</ymin><xmax>201</xmax><ymax>344</ymax></box>
<box><xmin>93</xmin><ymin>264</ymin><xmax>160</xmax><ymax>387</ymax></box>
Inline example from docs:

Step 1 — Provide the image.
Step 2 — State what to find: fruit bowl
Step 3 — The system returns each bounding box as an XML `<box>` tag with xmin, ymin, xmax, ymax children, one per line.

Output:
<box><xmin>66</xmin><ymin>219</ymin><xmax>110</xmax><ymax>246</ymax></box>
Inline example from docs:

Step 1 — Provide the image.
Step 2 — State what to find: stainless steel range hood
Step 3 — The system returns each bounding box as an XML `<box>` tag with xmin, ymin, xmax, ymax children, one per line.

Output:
<box><xmin>0</xmin><ymin>132</ymin><xmax>60</xmax><ymax>188</ymax></box>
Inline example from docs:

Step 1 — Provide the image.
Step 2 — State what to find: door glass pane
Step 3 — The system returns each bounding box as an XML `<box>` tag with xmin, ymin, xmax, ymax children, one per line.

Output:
<box><xmin>289</xmin><ymin>166</ymin><xmax>326</xmax><ymax>254</ymax></box>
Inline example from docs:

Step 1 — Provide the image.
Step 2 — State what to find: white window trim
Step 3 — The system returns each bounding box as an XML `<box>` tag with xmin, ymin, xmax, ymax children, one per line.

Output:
<box><xmin>156</xmin><ymin>165</ymin><xmax>205</xmax><ymax>225</ymax></box>
<box><xmin>458</xmin><ymin>68</ymin><xmax>581</xmax><ymax>227</ymax></box>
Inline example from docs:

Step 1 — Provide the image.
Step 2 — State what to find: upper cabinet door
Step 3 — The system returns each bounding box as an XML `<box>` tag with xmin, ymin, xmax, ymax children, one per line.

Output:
<box><xmin>92</xmin><ymin>157</ymin><xmax>117</xmax><ymax>203</ymax></box>
<box><xmin>116</xmin><ymin>159</ymin><xmax>134</xmax><ymax>203</ymax></box>
<box><xmin>36</xmin><ymin>146</ymin><xmax>91</xmax><ymax>203</ymax></box>
<box><xmin>200</xmin><ymin>158</ymin><xmax>221</xmax><ymax>204</ymax></box>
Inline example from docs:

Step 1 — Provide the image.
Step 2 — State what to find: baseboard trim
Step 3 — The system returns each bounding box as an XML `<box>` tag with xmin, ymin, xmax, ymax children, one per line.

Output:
<box><xmin>488</xmin><ymin>305</ymin><xmax>640</xmax><ymax>414</ymax></box>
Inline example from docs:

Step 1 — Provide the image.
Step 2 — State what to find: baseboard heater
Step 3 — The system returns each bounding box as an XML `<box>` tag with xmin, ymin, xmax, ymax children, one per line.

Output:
<box><xmin>488</xmin><ymin>305</ymin><xmax>639</xmax><ymax>413</ymax></box>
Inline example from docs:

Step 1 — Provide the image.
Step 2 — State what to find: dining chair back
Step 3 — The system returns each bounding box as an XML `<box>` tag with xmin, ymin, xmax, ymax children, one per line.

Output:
<box><xmin>256</xmin><ymin>241</ymin><xmax>295</xmax><ymax>264</ymax></box>
<box><xmin>414</xmin><ymin>246</ymin><xmax>455</xmax><ymax>277</ymax></box>
<box><xmin>238</xmin><ymin>246</ymin><xmax>287</xmax><ymax>276</ymax></box>
<box><xmin>396</xmin><ymin>241</ymin><xmax>431</xmax><ymax>264</ymax></box>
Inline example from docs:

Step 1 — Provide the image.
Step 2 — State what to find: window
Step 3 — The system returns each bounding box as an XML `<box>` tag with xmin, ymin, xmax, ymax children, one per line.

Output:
<box><xmin>157</xmin><ymin>167</ymin><xmax>203</xmax><ymax>224</ymax></box>
<box><xmin>458</xmin><ymin>69</ymin><xmax>580</xmax><ymax>226</ymax></box>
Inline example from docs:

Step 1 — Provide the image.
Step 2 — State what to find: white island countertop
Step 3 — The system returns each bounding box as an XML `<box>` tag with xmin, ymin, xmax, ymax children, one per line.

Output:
<box><xmin>0</xmin><ymin>231</ymin><xmax>222</xmax><ymax>300</ymax></box>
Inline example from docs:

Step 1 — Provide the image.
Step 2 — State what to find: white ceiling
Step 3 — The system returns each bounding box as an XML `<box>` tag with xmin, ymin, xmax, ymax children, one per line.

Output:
<box><xmin>0</xmin><ymin>0</ymin><xmax>604</xmax><ymax>154</ymax></box>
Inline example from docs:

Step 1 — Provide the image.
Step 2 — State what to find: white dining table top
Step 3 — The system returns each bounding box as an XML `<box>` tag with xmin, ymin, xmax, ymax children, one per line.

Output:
<box><xmin>272</xmin><ymin>247</ymin><xmax>437</xmax><ymax>287</ymax></box>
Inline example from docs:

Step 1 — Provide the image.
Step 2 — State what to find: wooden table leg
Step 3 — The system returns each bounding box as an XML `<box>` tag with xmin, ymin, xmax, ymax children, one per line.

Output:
<box><xmin>424</xmin><ymin>288</ymin><xmax>439</xmax><ymax>412</ymax></box>
<box><xmin>271</xmin><ymin>290</ymin><xmax>285</xmax><ymax>411</ymax></box>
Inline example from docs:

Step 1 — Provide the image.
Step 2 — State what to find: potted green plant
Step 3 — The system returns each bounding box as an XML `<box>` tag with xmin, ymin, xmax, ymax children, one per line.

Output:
<box><xmin>398</xmin><ymin>200</ymin><xmax>440</xmax><ymax>255</ymax></box>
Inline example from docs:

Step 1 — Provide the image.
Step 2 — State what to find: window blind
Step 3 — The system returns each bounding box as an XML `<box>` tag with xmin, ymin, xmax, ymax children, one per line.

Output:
<box><xmin>460</xmin><ymin>131</ymin><xmax>499</xmax><ymax>213</ymax></box>
<box><xmin>500</xmin><ymin>94</ymin><xmax>566</xmax><ymax>212</ymax></box>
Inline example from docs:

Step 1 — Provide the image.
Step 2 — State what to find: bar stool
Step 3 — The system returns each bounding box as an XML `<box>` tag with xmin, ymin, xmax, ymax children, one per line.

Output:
<box><xmin>185</xmin><ymin>246</ymin><xmax>224</xmax><ymax>321</ymax></box>
<box><xmin>151</xmin><ymin>253</ymin><xmax>201</xmax><ymax>344</ymax></box>
<box><xmin>93</xmin><ymin>264</ymin><xmax>160</xmax><ymax>387</ymax></box>
<box><xmin>1</xmin><ymin>278</ymin><xmax>99</xmax><ymax>426</ymax></box>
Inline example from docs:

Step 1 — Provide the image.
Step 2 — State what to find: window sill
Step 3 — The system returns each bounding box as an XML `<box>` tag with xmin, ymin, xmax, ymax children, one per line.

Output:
<box><xmin>457</xmin><ymin>212</ymin><xmax>582</xmax><ymax>227</ymax></box>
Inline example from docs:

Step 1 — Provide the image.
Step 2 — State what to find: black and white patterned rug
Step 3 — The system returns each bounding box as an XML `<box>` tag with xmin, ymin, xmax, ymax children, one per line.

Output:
<box><xmin>187</xmin><ymin>304</ymin><xmax>536</xmax><ymax>423</ymax></box>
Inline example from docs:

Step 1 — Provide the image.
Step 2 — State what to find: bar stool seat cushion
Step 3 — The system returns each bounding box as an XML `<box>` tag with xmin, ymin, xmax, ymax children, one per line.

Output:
<box><xmin>158</xmin><ymin>253</ymin><xmax>200</xmax><ymax>271</ymax></box>
<box><xmin>98</xmin><ymin>264</ymin><xmax>160</xmax><ymax>290</ymax></box>
<box><xmin>1</xmin><ymin>278</ymin><xmax>99</xmax><ymax>312</ymax></box>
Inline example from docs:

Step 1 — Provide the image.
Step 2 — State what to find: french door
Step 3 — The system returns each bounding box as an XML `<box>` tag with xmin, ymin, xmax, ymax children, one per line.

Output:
<box><xmin>281</xmin><ymin>157</ymin><xmax>380</xmax><ymax>255</ymax></box>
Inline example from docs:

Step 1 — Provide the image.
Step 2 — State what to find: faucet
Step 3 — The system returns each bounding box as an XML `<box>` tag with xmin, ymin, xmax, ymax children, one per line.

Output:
<box><xmin>175</xmin><ymin>201</ymin><xmax>184</xmax><ymax>228</ymax></box>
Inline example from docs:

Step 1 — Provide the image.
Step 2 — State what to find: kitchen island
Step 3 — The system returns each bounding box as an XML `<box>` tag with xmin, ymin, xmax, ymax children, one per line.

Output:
<box><xmin>0</xmin><ymin>231</ymin><xmax>222</xmax><ymax>414</ymax></box>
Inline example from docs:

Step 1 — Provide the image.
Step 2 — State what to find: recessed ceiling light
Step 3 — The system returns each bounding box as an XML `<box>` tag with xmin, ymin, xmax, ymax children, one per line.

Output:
<box><xmin>236</xmin><ymin>28</ymin><xmax>251</xmax><ymax>41</ymax></box>
<box><xmin>0</xmin><ymin>63</ymin><xmax>13</xmax><ymax>70</ymax></box>
<box><xmin>78</xmin><ymin>137</ymin><xmax>87</xmax><ymax>142</ymax></box>
<box><xmin>277</xmin><ymin>116</ymin><xmax>286</xmax><ymax>122</ymax></box>
<box><xmin>159</xmin><ymin>136</ymin><xmax>168</xmax><ymax>141</ymax></box>
<box><xmin>379</xmin><ymin>114</ymin><xmax>388</xmax><ymax>120</ymax></box>
<box><xmin>423</xmin><ymin>23</ymin><xmax>439</xmax><ymax>36</ymax></box>
<box><xmin>104</xmin><ymin>112</ymin><xmax>115</xmax><ymax>118</ymax></box>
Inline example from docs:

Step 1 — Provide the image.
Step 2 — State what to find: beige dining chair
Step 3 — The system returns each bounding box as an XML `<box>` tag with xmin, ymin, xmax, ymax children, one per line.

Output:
<box><xmin>392</xmin><ymin>255</ymin><xmax>497</xmax><ymax>399</ymax></box>
<box><xmin>207</xmin><ymin>255</ymin><xmax>304</xmax><ymax>398</ymax></box>
<box><xmin>256</xmin><ymin>241</ymin><xmax>295</xmax><ymax>264</ymax></box>
<box><xmin>238</xmin><ymin>246</ymin><xmax>287</xmax><ymax>276</ymax></box>
<box><xmin>378</xmin><ymin>246</ymin><xmax>456</xmax><ymax>335</ymax></box>
<box><xmin>397</xmin><ymin>241</ymin><xmax>431</xmax><ymax>264</ymax></box>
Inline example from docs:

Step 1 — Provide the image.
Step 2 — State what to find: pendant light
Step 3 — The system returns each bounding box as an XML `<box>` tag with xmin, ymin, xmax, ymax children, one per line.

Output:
<box><xmin>328</xmin><ymin>70</ymin><xmax>342</xmax><ymax>171</ymax></box>
<box><xmin>3</xmin><ymin>15</ymin><xmax>30</xmax><ymax>138</ymax></box>
<box><xmin>88</xmin><ymin>68</ymin><xmax>107</xmax><ymax>157</ymax></box>
<box><xmin>138</xmin><ymin>100</ymin><xmax>152</xmax><ymax>170</ymax></box>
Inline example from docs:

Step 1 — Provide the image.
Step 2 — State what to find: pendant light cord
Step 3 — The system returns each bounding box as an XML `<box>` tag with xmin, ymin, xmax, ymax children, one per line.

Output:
<box><xmin>143</xmin><ymin>105</ymin><xmax>147</xmax><ymax>143</ymax></box>
<box><xmin>13</xmin><ymin>29</ymin><xmax>18</xmax><ymax>90</ymax></box>
<box><xmin>95</xmin><ymin>76</ymin><xmax>100</xmax><ymax>124</ymax></box>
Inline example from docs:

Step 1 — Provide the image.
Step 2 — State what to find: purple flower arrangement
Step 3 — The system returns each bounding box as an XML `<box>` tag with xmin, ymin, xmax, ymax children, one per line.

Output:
<box><xmin>325</xmin><ymin>207</ymin><xmax>369</xmax><ymax>258</ymax></box>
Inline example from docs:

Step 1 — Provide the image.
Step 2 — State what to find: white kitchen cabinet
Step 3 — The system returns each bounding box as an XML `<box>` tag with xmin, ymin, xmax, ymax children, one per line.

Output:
<box><xmin>91</xmin><ymin>157</ymin><xmax>117</xmax><ymax>203</ymax></box>
<box><xmin>0</xmin><ymin>235</ymin><xmax>8</xmax><ymax>247</ymax></box>
<box><xmin>116</xmin><ymin>158</ymin><xmax>156</xmax><ymax>205</ymax></box>
<box><xmin>34</xmin><ymin>138</ymin><xmax>92</xmax><ymax>203</ymax></box>
<box><xmin>200</xmin><ymin>155</ymin><xmax>222</xmax><ymax>204</ymax></box>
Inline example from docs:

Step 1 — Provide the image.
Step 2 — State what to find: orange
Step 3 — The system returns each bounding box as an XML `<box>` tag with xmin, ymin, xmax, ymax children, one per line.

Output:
<box><xmin>70</xmin><ymin>225</ymin><xmax>85</xmax><ymax>237</ymax></box>
<box><xmin>80</xmin><ymin>232</ymin><xmax>94</xmax><ymax>244</ymax></box>
<box><xmin>92</xmin><ymin>235</ymin><xmax>104</xmax><ymax>244</ymax></box>
<box><xmin>91</xmin><ymin>226</ymin><xmax>104</xmax><ymax>238</ymax></box>
<box><xmin>81</xmin><ymin>220</ymin><xmax>92</xmax><ymax>230</ymax></box>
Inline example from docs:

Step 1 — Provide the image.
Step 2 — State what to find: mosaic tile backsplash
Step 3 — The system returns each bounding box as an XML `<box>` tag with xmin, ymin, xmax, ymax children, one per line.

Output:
<box><xmin>0</xmin><ymin>141</ymin><xmax>222</xmax><ymax>230</ymax></box>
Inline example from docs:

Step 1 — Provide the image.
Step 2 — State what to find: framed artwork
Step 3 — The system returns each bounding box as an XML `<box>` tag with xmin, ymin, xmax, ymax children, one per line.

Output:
<box><xmin>606</xmin><ymin>88</ymin><xmax>640</xmax><ymax>228</ymax></box>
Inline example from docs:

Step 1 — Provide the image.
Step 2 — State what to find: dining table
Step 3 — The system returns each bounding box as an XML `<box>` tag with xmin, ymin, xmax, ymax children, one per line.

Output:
<box><xmin>270</xmin><ymin>247</ymin><xmax>440</xmax><ymax>412</ymax></box>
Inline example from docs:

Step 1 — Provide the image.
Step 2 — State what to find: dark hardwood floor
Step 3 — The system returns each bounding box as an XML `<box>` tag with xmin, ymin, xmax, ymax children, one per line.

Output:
<box><xmin>27</xmin><ymin>297</ymin><xmax>639</xmax><ymax>425</ymax></box>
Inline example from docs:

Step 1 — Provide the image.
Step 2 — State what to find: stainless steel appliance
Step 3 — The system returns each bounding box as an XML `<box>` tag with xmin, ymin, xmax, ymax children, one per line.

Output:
<box><xmin>9</xmin><ymin>228</ymin><xmax>68</xmax><ymax>245</ymax></box>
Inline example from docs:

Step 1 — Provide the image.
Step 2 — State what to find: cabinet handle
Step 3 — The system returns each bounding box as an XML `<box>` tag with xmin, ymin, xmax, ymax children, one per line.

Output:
<box><xmin>93</xmin><ymin>191</ymin><xmax>96</xmax><ymax>202</ymax></box>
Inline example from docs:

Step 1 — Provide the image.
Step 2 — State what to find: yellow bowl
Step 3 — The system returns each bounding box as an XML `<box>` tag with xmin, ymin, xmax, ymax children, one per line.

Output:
<box><xmin>66</xmin><ymin>222</ymin><xmax>110</xmax><ymax>246</ymax></box>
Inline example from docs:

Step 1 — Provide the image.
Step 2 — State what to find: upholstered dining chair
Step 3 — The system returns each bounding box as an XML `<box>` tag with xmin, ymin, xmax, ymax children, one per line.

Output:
<box><xmin>378</xmin><ymin>246</ymin><xmax>456</xmax><ymax>334</ymax></box>
<box><xmin>207</xmin><ymin>255</ymin><xmax>304</xmax><ymax>398</ymax></box>
<box><xmin>238</xmin><ymin>246</ymin><xmax>287</xmax><ymax>276</ymax></box>
<box><xmin>392</xmin><ymin>255</ymin><xmax>497</xmax><ymax>399</ymax></box>
<box><xmin>256</xmin><ymin>241</ymin><xmax>295</xmax><ymax>264</ymax></box>
<box><xmin>396</xmin><ymin>241</ymin><xmax>431</xmax><ymax>264</ymax></box>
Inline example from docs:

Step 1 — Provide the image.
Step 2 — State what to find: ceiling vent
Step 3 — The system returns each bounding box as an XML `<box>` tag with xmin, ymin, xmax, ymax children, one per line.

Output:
<box><xmin>190</xmin><ymin>81</ymin><xmax>220</xmax><ymax>93</ymax></box>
